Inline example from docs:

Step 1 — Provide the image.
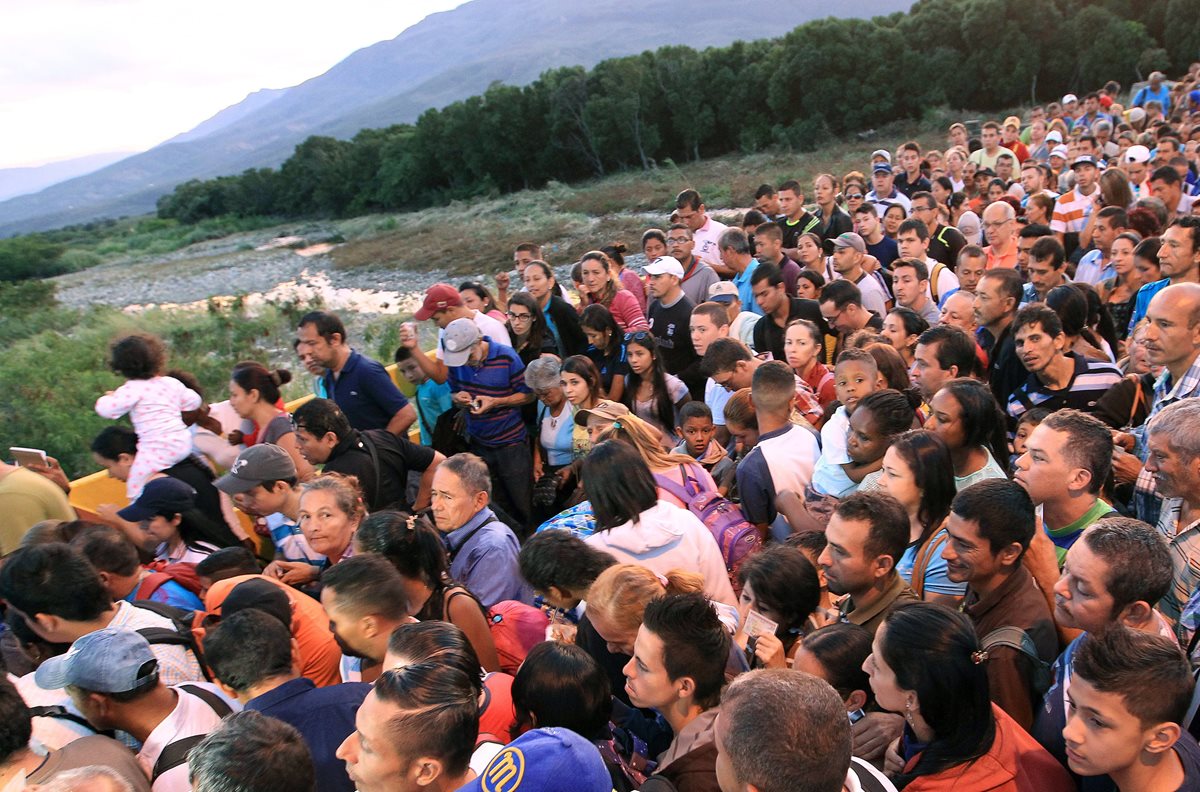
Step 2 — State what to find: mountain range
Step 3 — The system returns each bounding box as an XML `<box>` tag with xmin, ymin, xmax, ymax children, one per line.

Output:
<box><xmin>0</xmin><ymin>0</ymin><xmax>911</xmax><ymax>236</ymax></box>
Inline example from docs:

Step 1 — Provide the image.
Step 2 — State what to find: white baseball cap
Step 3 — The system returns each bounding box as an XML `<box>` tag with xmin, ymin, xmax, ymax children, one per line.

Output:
<box><xmin>1124</xmin><ymin>145</ymin><xmax>1151</xmax><ymax>164</ymax></box>
<box><xmin>1062</xmin><ymin>93</ymin><xmax>1078</xmax><ymax>105</ymax></box>
<box><xmin>643</xmin><ymin>256</ymin><xmax>685</xmax><ymax>278</ymax></box>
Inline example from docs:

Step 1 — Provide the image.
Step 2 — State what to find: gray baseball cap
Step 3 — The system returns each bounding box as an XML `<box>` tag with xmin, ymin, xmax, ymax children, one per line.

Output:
<box><xmin>36</xmin><ymin>628</ymin><xmax>158</xmax><ymax>693</ymax></box>
<box><xmin>215</xmin><ymin>443</ymin><xmax>298</xmax><ymax>495</ymax></box>
<box><xmin>832</xmin><ymin>232</ymin><xmax>866</xmax><ymax>254</ymax></box>
<box><xmin>441</xmin><ymin>318</ymin><xmax>482</xmax><ymax>367</ymax></box>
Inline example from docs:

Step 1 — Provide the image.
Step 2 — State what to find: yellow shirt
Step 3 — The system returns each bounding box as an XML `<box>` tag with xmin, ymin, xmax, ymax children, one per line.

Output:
<box><xmin>0</xmin><ymin>467</ymin><xmax>76</xmax><ymax>553</ymax></box>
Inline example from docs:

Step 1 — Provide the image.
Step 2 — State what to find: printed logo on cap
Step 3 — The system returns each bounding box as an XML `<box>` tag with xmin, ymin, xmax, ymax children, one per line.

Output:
<box><xmin>481</xmin><ymin>747</ymin><xmax>525</xmax><ymax>791</ymax></box>
<box><xmin>231</xmin><ymin>459</ymin><xmax>248</xmax><ymax>474</ymax></box>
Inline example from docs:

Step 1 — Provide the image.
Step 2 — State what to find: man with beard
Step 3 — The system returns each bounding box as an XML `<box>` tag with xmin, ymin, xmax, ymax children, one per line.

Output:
<box><xmin>320</xmin><ymin>555</ymin><xmax>414</xmax><ymax>683</ymax></box>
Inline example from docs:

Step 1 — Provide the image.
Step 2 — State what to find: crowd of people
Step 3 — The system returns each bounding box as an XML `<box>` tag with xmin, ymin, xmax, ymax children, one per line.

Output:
<box><xmin>4</xmin><ymin>69</ymin><xmax>1200</xmax><ymax>791</ymax></box>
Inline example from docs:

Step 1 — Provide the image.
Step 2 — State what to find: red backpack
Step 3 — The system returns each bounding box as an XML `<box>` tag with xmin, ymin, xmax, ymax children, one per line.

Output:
<box><xmin>655</xmin><ymin>465</ymin><xmax>764</xmax><ymax>593</ymax></box>
<box><xmin>487</xmin><ymin>600</ymin><xmax>549</xmax><ymax>674</ymax></box>
<box><xmin>136</xmin><ymin>561</ymin><xmax>205</xmax><ymax>600</ymax></box>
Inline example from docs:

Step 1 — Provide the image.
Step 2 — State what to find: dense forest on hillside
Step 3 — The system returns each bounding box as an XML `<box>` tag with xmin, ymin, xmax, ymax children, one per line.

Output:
<box><xmin>151</xmin><ymin>0</ymin><xmax>1198</xmax><ymax>224</ymax></box>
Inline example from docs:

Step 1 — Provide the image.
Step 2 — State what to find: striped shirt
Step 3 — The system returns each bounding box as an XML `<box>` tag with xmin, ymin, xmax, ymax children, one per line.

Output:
<box><xmin>1050</xmin><ymin>187</ymin><xmax>1099</xmax><ymax>235</ymax></box>
<box><xmin>1131</xmin><ymin>353</ymin><xmax>1200</xmax><ymax>525</ymax></box>
<box><xmin>1006</xmin><ymin>352</ymin><xmax>1122</xmax><ymax>423</ymax></box>
<box><xmin>1156</xmin><ymin>498</ymin><xmax>1200</xmax><ymax>642</ymax></box>
<box><xmin>447</xmin><ymin>337</ymin><xmax>530</xmax><ymax>448</ymax></box>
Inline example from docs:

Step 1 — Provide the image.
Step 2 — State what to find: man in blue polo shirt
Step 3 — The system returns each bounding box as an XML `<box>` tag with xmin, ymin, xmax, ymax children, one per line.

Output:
<box><xmin>443</xmin><ymin>318</ymin><xmax>535</xmax><ymax>528</ymax></box>
<box><xmin>296</xmin><ymin>311</ymin><xmax>415</xmax><ymax>436</ymax></box>
<box><xmin>203</xmin><ymin>608</ymin><xmax>369</xmax><ymax>792</ymax></box>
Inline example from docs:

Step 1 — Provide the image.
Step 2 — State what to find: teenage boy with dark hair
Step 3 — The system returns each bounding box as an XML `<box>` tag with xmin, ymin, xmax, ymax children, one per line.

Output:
<box><xmin>1033</xmin><ymin>518</ymin><xmax>1175</xmax><ymax>769</ymax></box>
<box><xmin>0</xmin><ymin>543</ymin><xmax>204</xmax><ymax>685</ymax></box>
<box><xmin>72</xmin><ymin>525</ymin><xmax>204</xmax><ymax>612</ymax></box>
<box><xmin>204</xmin><ymin>609</ymin><xmax>369</xmax><ymax>792</ymax></box>
<box><xmin>393</xmin><ymin>345</ymin><xmax>453</xmax><ymax>446</ymax></box>
<box><xmin>1064</xmin><ymin>627</ymin><xmax>1200</xmax><ymax>790</ymax></box>
<box><xmin>943</xmin><ymin>479</ymin><xmax>1057</xmax><ymax>731</ymax></box>
<box><xmin>625</xmin><ymin>593</ymin><xmax>730</xmax><ymax>792</ymax></box>
<box><xmin>215</xmin><ymin>444</ymin><xmax>324</xmax><ymax>584</ymax></box>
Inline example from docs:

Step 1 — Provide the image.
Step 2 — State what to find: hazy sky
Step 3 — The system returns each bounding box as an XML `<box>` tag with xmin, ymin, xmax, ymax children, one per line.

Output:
<box><xmin>0</xmin><ymin>0</ymin><xmax>464</xmax><ymax>169</ymax></box>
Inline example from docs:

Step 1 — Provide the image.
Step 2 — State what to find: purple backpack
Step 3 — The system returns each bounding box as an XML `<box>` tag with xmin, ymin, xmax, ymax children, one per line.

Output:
<box><xmin>655</xmin><ymin>464</ymin><xmax>763</xmax><ymax>593</ymax></box>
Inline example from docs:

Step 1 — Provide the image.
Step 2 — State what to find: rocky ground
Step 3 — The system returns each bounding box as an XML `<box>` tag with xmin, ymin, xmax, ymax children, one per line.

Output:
<box><xmin>50</xmin><ymin>222</ymin><xmax>650</xmax><ymax>318</ymax></box>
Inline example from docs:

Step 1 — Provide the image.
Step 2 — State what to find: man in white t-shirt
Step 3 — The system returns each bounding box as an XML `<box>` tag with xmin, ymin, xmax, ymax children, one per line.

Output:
<box><xmin>690</xmin><ymin>301</ymin><xmax>735</xmax><ymax>442</ymax></box>
<box><xmin>0</xmin><ymin>542</ymin><xmax>205</xmax><ymax>687</ymax></box>
<box><xmin>36</xmin><ymin>628</ymin><xmax>238</xmax><ymax>792</ymax></box>
<box><xmin>829</xmin><ymin>233</ymin><xmax>889</xmax><ymax>318</ymax></box>
<box><xmin>676</xmin><ymin>188</ymin><xmax>729</xmax><ymax>272</ymax></box>
<box><xmin>895</xmin><ymin>219</ymin><xmax>960</xmax><ymax>306</ymax></box>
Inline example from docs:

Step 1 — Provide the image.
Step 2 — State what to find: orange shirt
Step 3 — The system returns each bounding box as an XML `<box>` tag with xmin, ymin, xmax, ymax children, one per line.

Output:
<box><xmin>204</xmin><ymin>574</ymin><xmax>342</xmax><ymax>687</ymax></box>
<box><xmin>985</xmin><ymin>244</ymin><xmax>1018</xmax><ymax>270</ymax></box>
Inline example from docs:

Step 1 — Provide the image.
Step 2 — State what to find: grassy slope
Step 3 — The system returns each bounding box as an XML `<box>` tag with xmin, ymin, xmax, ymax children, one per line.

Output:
<box><xmin>328</xmin><ymin>109</ymin><xmax>966</xmax><ymax>276</ymax></box>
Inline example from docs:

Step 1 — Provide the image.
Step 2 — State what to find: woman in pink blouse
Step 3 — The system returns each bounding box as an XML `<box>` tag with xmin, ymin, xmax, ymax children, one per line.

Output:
<box><xmin>577</xmin><ymin>250</ymin><xmax>649</xmax><ymax>332</ymax></box>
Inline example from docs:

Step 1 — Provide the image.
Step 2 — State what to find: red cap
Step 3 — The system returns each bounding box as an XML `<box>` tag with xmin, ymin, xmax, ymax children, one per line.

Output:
<box><xmin>413</xmin><ymin>283</ymin><xmax>462</xmax><ymax>321</ymax></box>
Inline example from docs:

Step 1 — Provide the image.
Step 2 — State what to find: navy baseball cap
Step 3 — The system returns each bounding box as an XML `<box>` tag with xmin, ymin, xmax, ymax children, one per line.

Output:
<box><xmin>36</xmin><ymin>628</ymin><xmax>158</xmax><ymax>693</ymax></box>
<box><xmin>458</xmin><ymin>728</ymin><xmax>611</xmax><ymax>792</ymax></box>
<box><xmin>117</xmin><ymin>477</ymin><xmax>197</xmax><ymax>522</ymax></box>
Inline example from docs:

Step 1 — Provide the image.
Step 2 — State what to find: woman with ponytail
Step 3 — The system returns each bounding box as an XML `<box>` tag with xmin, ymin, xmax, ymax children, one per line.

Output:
<box><xmin>354</xmin><ymin>510</ymin><xmax>501</xmax><ymax>672</ymax></box>
<box><xmin>228</xmin><ymin>361</ymin><xmax>313</xmax><ymax>480</ymax></box>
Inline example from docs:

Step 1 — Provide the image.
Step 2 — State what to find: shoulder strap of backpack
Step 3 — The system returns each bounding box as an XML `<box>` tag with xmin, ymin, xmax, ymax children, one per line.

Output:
<box><xmin>151</xmin><ymin>734</ymin><xmax>207</xmax><ymax>782</ymax></box>
<box><xmin>980</xmin><ymin>626</ymin><xmax>1044</xmax><ymax>668</ymax></box>
<box><xmin>910</xmin><ymin>529</ymin><xmax>950</xmax><ymax>599</ymax></box>
<box><xmin>358</xmin><ymin>431</ymin><xmax>383</xmax><ymax>508</ymax></box>
<box><xmin>135</xmin><ymin>571</ymin><xmax>173</xmax><ymax>601</ymax></box>
<box><xmin>930</xmin><ymin>262</ymin><xmax>945</xmax><ymax>303</ymax></box>
<box><xmin>28</xmin><ymin>705</ymin><xmax>102</xmax><ymax>734</ymax></box>
<box><xmin>177</xmin><ymin>684</ymin><xmax>234</xmax><ymax>718</ymax></box>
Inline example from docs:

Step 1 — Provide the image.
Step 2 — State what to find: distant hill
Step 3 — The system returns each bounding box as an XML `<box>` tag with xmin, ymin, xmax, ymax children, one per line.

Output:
<box><xmin>0</xmin><ymin>0</ymin><xmax>911</xmax><ymax>236</ymax></box>
<box><xmin>0</xmin><ymin>152</ymin><xmax>133</xmax><ymax>203</ymax></box>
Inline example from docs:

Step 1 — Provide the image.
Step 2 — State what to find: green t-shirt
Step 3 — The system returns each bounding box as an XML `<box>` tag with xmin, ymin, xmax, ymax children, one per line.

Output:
<box><xmin>1045</xmin><ymin>498</ymin><xmax>1115</xmax><ymax>566</ymax></box>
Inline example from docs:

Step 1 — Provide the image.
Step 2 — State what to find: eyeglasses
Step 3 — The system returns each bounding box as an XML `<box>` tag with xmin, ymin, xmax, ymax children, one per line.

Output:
<box><xmin>983</xmin><ymin>220</ymin><xmax>1012</xmax><ymax>230</ymax></box>
<box><xmin>845</xmin><ymin>193</ymin><xmax>865</xmax><ymax>200</ymax></box>
<box><xmin>506</xmin><ymin>311</ymin><xmax>532</xmax><ymax>321</ymax></box>
<box><xmin>912</xmin><ymin>204</ymin><xmax>934</xmax><ymax>213</ymax></box>
<box><xmin>624</xmin><ymin>331</ymin><xmax>652</xmax><ymax>343</ymax></box>
<box><xmin>665</xmin><ymin>237</ymin><xmax>691</xmax><ymax>245</ymax></box>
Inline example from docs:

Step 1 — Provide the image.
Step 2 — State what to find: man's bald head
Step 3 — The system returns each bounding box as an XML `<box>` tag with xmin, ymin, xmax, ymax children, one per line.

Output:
<box><xmin>940</xmin><ymin>291</ymin><xmax>978</xmax><ymax>332</ymax></box>
<box><xmin>1151</xmin><ymin>282</ymin><xmax>1200</xmax><ymax>327</ymax></box>
<box><xmin>982</xmin><ymin>200</ymin><xmax>1016</xmax><ymax>223</ymax></box>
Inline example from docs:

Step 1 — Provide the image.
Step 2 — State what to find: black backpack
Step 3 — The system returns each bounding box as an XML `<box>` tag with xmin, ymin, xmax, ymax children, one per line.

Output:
<box><xmin>979</xmin><ymin>626</ymin><xmax>1053</xmax><ymax>698</ymax></box>
<box><xmin>131</xmin><ymin>600</ymin><xmax>212</xmax><ymax>682</ymax></box>
<box><xmin>150</xmin><ymin>684</ymin><xmax>234</xmax><ymax>782</ymax></box>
